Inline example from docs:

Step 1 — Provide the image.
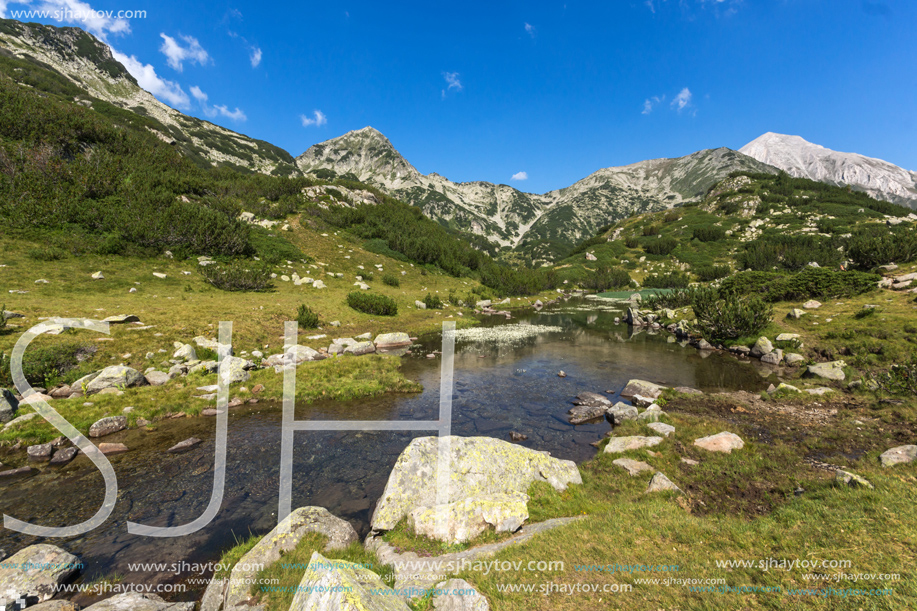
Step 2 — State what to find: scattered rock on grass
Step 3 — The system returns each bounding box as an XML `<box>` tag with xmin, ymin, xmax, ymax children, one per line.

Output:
<box><xmin>603</xmin><ymin>436</ymin><xmax>664</xmax><ymax>454</ymax></box>
<box><xmin>646</xmin><ymin>472</ymin><xmax>682</xmax><ymax>494</ymax></box>
<box><xmin>693</xmin><ymin>432</ymin><xmax>744</xmax><ymax>453</ymax></box>
<box><xmin>879</xmin><ymin>445</ymin><xmax>917</xmax><ymax>467</ymax></box>
<box><xmin>612</xmin><ymin>458</ymin><xmax>654</xmax><ymax>476</ymax></box>
<box><xmin>835</xmin><ymin>470</ymin><xmax>873</xmax><ymax>489</ymax></box>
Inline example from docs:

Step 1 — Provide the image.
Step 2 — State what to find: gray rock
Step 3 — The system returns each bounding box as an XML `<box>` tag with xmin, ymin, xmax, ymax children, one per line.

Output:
<box><xmin>0</xmin><ymin>544</ymin><xmax>82</xmax><ymax>606</ymax></box>
<box><xmin>375</xmin><ymin>332</ymin><xmax>412</xmax><ymax>349</ymax></box>
<box><xmin>760</xmin><ymin>349</ymin><xmax>784</xmax><ymax>365</ymax></box>
<box><xmin>0</xmin><ymin>388</ymin><xmax>18</xmax><ymax>423</ymax></box>
<box><xmin>27</xmin><ymin>442</ymin><xmax>53</xmax><ymax>461</ymax></box>
<box><xmin>694</xmin><ymin>431</ymin><xmax>744</xmax><ymax>453</ymax></box>
<box><xmin>82</xmin><ymin>592</ymin><xmax>194</xmax><ymax>610</ymax></box>
<box><xmin>172</xmin><ymin>344</ymin><xmax>197</xmax><ymax>361</ymax></box>
<box><xmin>803</xmin><ymin>300</ymin><xmax>822</xmax><ymax>309</ymax></box>
<box><xmin>603</xmin><ymin>436</ymin><xmax>664</xmax><ymax>454</ymax></box>
<box><xmin>27</xmin><ymin>601</ymin><xmax>80</xmax><ymax>610</ymax></box>
<box><xmin>647</xmin><ymin>422</ymin><xmax>675</xmax><ymax>437</ymax></box>
<box><xmin>568</xmin><ymin>404</ymin><xmax>606</xmax><ymax>424</ymax></box>
<box><xmin>219</xmin><ymin>356</ymin><xmax>252</xmax><ymax>384</ymax></box>
<box><xmin>573</xmin><ymin>392</ymin><xmax>611</xmax><ymax>407</ymax></box>
<box><xmin>637</xmin><ymin>405</ymin><xmax>666</xmax><ymax>422</ymax></box>
<box><xmin>355</xmin><ymin>332</ymin><xmax>373</xmax><ymax>340</ymax></box>
<box><xmin>776</xmin><ymin>333</ymin><xmax>801</xmax><ymax>342</ymax></box>
<box><xmin>344</xmin><ymin>341</ymin><xmax>376</xmax><ymax>356</ymax></box>
<box><xmin>167</xmin><ymin>437</ymin><xmax>202</xmax><ymax>453</ymax></box>
<box><xmin>785</xmin><ymin>353</ymin><xmax>805</xmax><ymax>366</ymax></box>
<box><xmin>2</xmin><ymin>310</ymin><xmax>24</xmax><ymax>320</ymax></box>
<box><xmin>85</xmin><ymin>366</ymin><xmax>146</xmax><ymax>394</ymax></box>
<box><xmin>879</xmin><ymin>445</ymin><xmax>917</xmax><ymax>467</ymax></box>
<box><xmin>102</xmin><ymin>314</ymin><xmax>141</xmax><ymax>324</ymax></box>
<box><xmin>750</xmin><ymin>336</ymin><xmax>774</xmax><ymax>358</ymax></box>
<box><xmin>606</xmin><ymin>402</ymin><xmax>638</xmax><ymax>424</ymax></box>
<box><xmin>70</xmin><ymin>371</ymin><xmax>101</xmax><ymax>393</ymax></box>
<box><xmin>289</xmin><ymin>552</ymin><xmax>409</xmax><ymax>611</ymax></box>
<box><xmin>835</xmin><ymin>470</ymin><xmax>873</xmax><ymax>489</ymax></box>
<box><xmin>3</xmin><ymin>412</ymin><xmax>38</xmax><ymax>430</ymax></box>
<box><xmin>371</xmin><ymin>436</ymin><xmax>581</xmax><ymax>531</ymax></box>
<box><xmin>612</xmin><ymin>458</ymin><xmax>654</xmax><ymax>476</ymax></box>
<box><xmin>88</xmin><ymin>416</ymin><xmax>127</xmax><ymax>438</ymax></box>
<box><xmin>408</xmin><ymin>493</ymin><xmax>528</xmax><ymax>544</ymax></box>
<box><xmin>415</xmin><ymin>300</ymin><xmax>427</xmax><ymax>309</ymax></box>
<box><xmin>620</xmin><ymin>379</ymin><xmax>666</xmax><ymax>400</ymax></box>
<box><xmin>696</xmin><ymin>339</ymin><xmax>714</xmax><ymax>351</ymax></box>
<box><xmin>806</xmin><ymin>361</ymin><xmax>846</xmax><ymax>381</ymax></box>
<box><xmin>433</xmin><ymin>578</ymin><xmax>490</xmax><ymax>611</ymax></box>
<box><xmin>475</xmin><ymin>300</ymin><xmax>492</xmax><ymax>309</ymax></box>
<box><xmin>145</xmin><ymin>371</ymin><xmax>171</xmax><ymax>386</ymax></box>
<box><xmin>787</xmin><ymin>308</ymin><xmax>806</xmax><ymax>319</ymax></box>
<box><xmin>193</xmin><ymin>336</ymin><xmax>233</xmax><ymax>356</ymax></box>
<box><xmin>220</xmin><ymin>507</ymin><xmax>358</xmax><ymax>610</ymax></box>
<box><xmin>646</xmin><ymin>472</ymin><xmax>682</xmax><ymax>494</ymax></box>
<box><xmin>50</xmin><ymin>447</ymin><xmax>78</xmax><ymax>465</ymax></box>
<box><xmin>631</xmin><ymin>394</ymin><xmax>655</xmax><ymax>408</ymax></box>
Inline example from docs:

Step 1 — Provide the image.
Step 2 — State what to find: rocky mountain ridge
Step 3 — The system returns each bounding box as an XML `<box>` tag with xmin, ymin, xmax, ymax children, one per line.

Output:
<box><xmin>740</xmin><ymin>132</ymin><xmax>917</xmax><ymax>208</ymax></box>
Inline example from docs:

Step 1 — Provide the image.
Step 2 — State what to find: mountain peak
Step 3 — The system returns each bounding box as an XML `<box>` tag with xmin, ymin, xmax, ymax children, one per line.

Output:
<box><xmin>740</xmin><ymin>132</ymin><xmax>917</xmax><ymax>206</ymax></box>
<box><xmin>296</xmin><ymin>127</ymin><xmax>420</xmax><ymax>187</ymax></box>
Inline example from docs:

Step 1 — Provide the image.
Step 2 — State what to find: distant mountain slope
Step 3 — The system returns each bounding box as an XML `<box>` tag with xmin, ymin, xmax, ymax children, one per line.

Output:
<box><xmin>740</xmin><ymin>132</ymin><xmax>917</xmax><ymax>208</ymax></box>
<box><xmin>0</xmin><ymin>18</ymin><xmax>299</xmax><ymax>175</ymax></box>
<box><xmin>297</xmin><ymin>128</ymin><xmax>777</xmax><ymax>257</ymax></box>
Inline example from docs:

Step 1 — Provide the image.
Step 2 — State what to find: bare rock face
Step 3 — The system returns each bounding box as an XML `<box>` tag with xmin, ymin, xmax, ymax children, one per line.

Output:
<box><xmin>371</xmin><ymin>436</ymin><xmax>581</xmax><ymax>532</ymax></box>
<box><xmin>693</xmin><ymin>432</ymin><xmax>744</xmax><ymax>453</ymax></box>
<box><xmin>289</xmin><ymin>552</ymin><xmax>409</xmax><ymax>611</ymax></box>
<box><xmin>0</xmin><ymin>544</ymin><xmax>82</xmax><ymax>606</ymax></box>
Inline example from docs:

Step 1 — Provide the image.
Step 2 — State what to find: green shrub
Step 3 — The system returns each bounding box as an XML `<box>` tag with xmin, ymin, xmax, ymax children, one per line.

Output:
<box><xmin>0</xmin><ymin>304</ymin><xmax>6</xmax><ymax>333</ymax></box>
<box><xmin>643</xmin><ymin>288</ymin><xmax>695</xmax><ymax>310</ymax></box>
<box><xmin>624</xmin><ymin>236</ymin><xmax>640</xmax><ymax>249</ymax></box>
<box><xmin>0</xmin><ymin>341</ymin><xmax>95</xmax><ymax>387</ymax></box>
<box><xmin>872</xmin><ymin>354</ymin><xmax>917</xmax><ymax>397</ymax></box>
<box><xmin>847</xmin><ymin>229</ymin><xmax>917</xmax><ymax>269</ymax></box>
<box><xmin>721</xmin><ymin>268</ymin><xmax>879</xmax><ymax>302</ymax></box>
<box><xmin>642</xmin><ymin>224</ymin><xmax>661</xmax><ymax>237</ymax></box>
<box><xmin>582</xmin><ymin>266</ymin><xmax>632</xmax><ymax>292</ymax></box>
<box><xmin>693</xmin><ymin>226</ymin><xmax>727</xmax><ymax>242</ymax></box>
<box><xmin>642</xmin><ymin>270</ymin><xmax>690</xmax><ymax>289</ymax></box>
<box><xmin>296</xmin><ymin>304</ymin><xmax>320</xmax><ymax>329</ymax></box>
<box><xmin>200</xmin><ymin>261</ymin><xmax>274</xmax><ymax>292</ymax></box>
<box><xmin>853</xmin><ymin>306</ymin><xmax>878</xmax><ymax>320</ymax></box>
<box><xmin>664</xmin><ymin>210</ymin><xmax>681</xmax><ymax>223</ymax></box>
<box><xmin>347</xmin><ymin>292</ymin><xmax>398</xmax><ymax>316</ymax></box>
<box><xmin>643</xmin><ymin>237</ymin><xmax>678</xmax><ymax>256</ymax></box>
<box><xmin>694</xmin><ymin>264</ymin><xmax>731</xmax><ymax>282</ymax></box>
<box><xmin>423</xmin><ymin>293</ymin><xmax>444</xmax><ymax>309</ymax></box>
<box><xmin>364</xmin><ymin>272</ymin><xmax>374</xmax><ymax>282</ymax></box>
<box><xmin>691</xmin><ymin>288</ymin><xmax>773</xmax><ymax>343</ymax></box>
<box><xmin>382</xmin><ymin>273</ymin><xmax>400</xmax><ymax>287</ymax></box>
<box><xmin>27</xmin><ymin>246</ymin><xmax>67</xmax><ymax>261</ymax></box>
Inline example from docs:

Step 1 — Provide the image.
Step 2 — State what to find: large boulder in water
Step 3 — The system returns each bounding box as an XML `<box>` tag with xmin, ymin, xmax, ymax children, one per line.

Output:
<box><xmin>85</xmin><ymin>366</ymin><xmax>147</xmax><ymax>394</ymax></box>
<box><xmin>0</xmin><ymin>544</ymin><xmax>82</xmax><ymax>606</ymax></box>
<box><xmin>371</xmin><ymin>436</ymin><xmax>581</xmax><ymax>531</ymax></box>
<box><xmin>289</xmin><ymin>552</ymin><xmax>409</xmax><ymax>611</ymax></box>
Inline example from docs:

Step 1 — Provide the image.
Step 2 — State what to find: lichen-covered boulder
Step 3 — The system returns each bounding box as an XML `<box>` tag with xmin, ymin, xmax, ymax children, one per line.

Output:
<box><xmin>172</xmin><ymin>344</ymin><xmax>197</xmax><ymax>361</ymax></box>
<box><xmin>216</xmin><ymin>507</ymin><xmax>358</xmax><ymax>611</ymax></box>
<box><xmin>750</xmin><ymin>336</ymin><xmax>774</xmax><ymax>358</ymax></box>
<box><xmin>0</xmin><ymin>544</ymin><xmax>81</xmax><ymax>606</ymax></box>
<box><xmin>219</xmin><ymin>356</ymin><xmax>251</xmax><ymax>384</ymax></box>
<box><xmin>806</xmin><ymin>361</ymin><xmax>846</xmax><ymax>381</ymax></box>
<box><xmin>408</xmin><ymin>493</ymin><xmax>528</xmax><ymax>544</ymax></box>
<box><xmin>371</xmin><ymin>436</ymin><xmax>581</xmax><ymax>531</ymax></box>
<box><xmin>89</xmin><ymin>416</ymin><xmax>127</xmax><ymax>438</ymax></box>
<box><xmin>83</xmin><ymin>592</ymin><xmax>194</xmax><ymax>610</ymax></box>
<box><xmin>289</xmin><ymin>552</ymin><xmax>409</xmax><ymax>611</ymax></box>
<box><xmin>607</xmin><ymin>402</ymin><xmax>639</xmax><ymax>424</ymax></box>
<box><xmin>85</xmin><ymin>366</ymin><xmax>146</xmax><ymax>394</ymax></box>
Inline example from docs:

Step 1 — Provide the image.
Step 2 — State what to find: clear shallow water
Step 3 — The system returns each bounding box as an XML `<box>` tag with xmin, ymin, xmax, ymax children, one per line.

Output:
<box><xmin>0</xmin><ymin>299</ymin><xmax>774</xmax><ymax>598</ymax></box>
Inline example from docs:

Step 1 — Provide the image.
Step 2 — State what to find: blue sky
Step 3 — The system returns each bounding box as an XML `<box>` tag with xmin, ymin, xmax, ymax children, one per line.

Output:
<box><xmin>3</xmin><ymin>0</ymin><xmax>915</xmax><ymax>193</ymax></box>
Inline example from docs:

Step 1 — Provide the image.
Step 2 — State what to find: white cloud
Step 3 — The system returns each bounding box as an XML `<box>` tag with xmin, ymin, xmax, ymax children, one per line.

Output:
<box><xmin>524</xmin><ymin>22</ymin><xmax>536</xmax><ymax>38</ymax></box>
<box><xmin>641</xmin><ymin>95</ymin><xmax>665</xmax><ymax>114</ymax></box>
<box><xmin>511</xmin><ymin>171</ymin><xmax>528</xmax><ymax>181</ymax></box>
<box><xmin>189</xmin><ymin>85</ymin><xmax>246</xmax><ymax>121</ymax></box>
<box><xmin>671</xmin><ymin>87</ymin><xmax>692</xmax><ymax>112</ymax></box>
<box><xmin>300</xmin><ymin>110</ymin><xmax>327</xmax><ymax>127</ymax></box>
<box><xmin>159</xmin><ymin>33</ymin><xmax>211</xmax><ymax>72</ymax></box>
<box><xmin>249</xmin><ymin>46</ymin><xmax>262</xmax><ymax>68</ymax></box>
<box><xmin>2</xmin><ymin>0</ymin><xmax>132</xmax><ymax>38</ymax></box>
<box><xmin>110</xmin><ymin>48</ymin><xmax>190</xmax><ymax>108</ymax></box>
<box><xmin>443</xmin><ymin>71</ymin><xmax>463</xmax><ymax>91</ymax></box>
